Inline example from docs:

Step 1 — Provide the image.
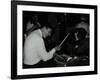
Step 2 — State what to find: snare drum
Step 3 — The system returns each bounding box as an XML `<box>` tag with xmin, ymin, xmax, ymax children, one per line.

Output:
<box><xmin>54</xmin><ymin>54</ymin><xmax>71</xmax><ymax>67</ymax></box>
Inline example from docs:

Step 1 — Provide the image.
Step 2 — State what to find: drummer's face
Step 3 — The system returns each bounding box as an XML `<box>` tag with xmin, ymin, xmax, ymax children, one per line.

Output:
<box><xmin>44</xmin><ymin>27</ymin><xmax>52</xmax><ymax>38</ymax></box>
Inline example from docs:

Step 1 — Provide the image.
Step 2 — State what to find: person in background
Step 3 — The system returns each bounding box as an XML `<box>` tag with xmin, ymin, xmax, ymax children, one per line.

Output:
<box><xmin>62</xmin><ymin>17</ymin><xmax>89</xmax><ymax>66</ymax></box>
<box><xmin>66</xmin><ymin>16</ymin><xmax>89</xmax><ymax>56</ymax></box>
<box><xmin>24</xmin><ymin>16</ymin><xmax>41</xmax><ymax>39</ymax></box>
<box><xmin>74</xmin><ymin>18</ymin><xmax>89</xmax><ymax>57</ymax></box>
<box><xmin>23</xmin><ymin>24</ymin><xmax>60</xmax><ymax>68</ymax></box>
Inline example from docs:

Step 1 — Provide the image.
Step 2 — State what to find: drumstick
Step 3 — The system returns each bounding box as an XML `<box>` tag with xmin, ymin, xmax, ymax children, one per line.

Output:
<box><xmin>58</xmin><ymin>33</ymin><xmax>70</xmax><ymax>48</ymax></box>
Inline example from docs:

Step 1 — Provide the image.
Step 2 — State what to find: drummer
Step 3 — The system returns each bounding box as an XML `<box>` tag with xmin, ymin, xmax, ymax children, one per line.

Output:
<box><xmin>23</xmin><ymin>24</ymin><xmax>61</xmax><ymax>68</ymax></box>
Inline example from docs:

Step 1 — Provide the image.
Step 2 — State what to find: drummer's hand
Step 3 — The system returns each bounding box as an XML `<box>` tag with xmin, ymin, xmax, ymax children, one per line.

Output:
<box><xmin>55</xmin><ymin>46</ymin><xmax>61</xmax><ymax>51</ymax></box>
<box><xmin>73</xmin><ymin>56</ymin><xmax>78</xmax><ymax>59</ymax></box>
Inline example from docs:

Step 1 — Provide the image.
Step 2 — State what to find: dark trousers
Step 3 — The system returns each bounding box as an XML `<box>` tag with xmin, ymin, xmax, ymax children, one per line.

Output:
<box><xmin>23</xmin><ymin>59</ymin><xmax>56</xmax><ymax>69</ymax></box>
<box><xmin>23</xmin><ymin>61</ymin><xmax>46</xmax><ymax>68</ymax></box>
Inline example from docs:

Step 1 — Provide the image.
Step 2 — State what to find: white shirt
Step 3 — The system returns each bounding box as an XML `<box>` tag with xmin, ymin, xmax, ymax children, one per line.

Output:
<box><xmin>24</xmin><ymin>29</ymin><xmax>56</xmax><ymax>65</ymax></box>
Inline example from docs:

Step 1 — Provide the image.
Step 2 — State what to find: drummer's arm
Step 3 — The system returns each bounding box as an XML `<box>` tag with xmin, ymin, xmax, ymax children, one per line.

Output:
<box><xmin>37</xmin><ymin>38</ymin><xmax>56</xmax><ymax>61</ymax></box>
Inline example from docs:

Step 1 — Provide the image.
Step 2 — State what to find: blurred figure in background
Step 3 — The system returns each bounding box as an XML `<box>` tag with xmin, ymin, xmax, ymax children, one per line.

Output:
<box><xmin>24</xmin><ymin>15</ymin><xmax>41</xmax><ymax>39</ymax></box>
<box><xmin>64</xmin><ymin>16</ymin><xmax>89</xmax><ymax>66</ymax></box>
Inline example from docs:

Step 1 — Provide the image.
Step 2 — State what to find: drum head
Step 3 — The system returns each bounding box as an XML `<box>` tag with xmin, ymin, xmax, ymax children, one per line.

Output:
<box><xmin>54</xmin><ymin>54</ymin><xmax>71</xmax><ymax>66</ymax></box>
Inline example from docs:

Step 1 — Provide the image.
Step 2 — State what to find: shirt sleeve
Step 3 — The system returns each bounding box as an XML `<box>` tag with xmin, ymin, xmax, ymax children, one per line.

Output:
<box><xmin>36</xmin><ymin>37</ymin><xmax>56</xmax><ymax>61</ymax></box>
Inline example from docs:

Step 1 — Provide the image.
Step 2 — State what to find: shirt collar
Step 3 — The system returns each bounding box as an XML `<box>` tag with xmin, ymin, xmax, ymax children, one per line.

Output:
<box><xmin>38</xmin><ymin>29</ymin><xmax>43</xmax><ymax>38</ymax></box>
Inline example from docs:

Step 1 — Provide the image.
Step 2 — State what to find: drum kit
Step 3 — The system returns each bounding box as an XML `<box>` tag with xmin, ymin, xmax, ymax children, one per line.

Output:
<box><xmin>54</xmin><ymin>53</ymin><xmax>89</xmax><ymax>67</ymax></box>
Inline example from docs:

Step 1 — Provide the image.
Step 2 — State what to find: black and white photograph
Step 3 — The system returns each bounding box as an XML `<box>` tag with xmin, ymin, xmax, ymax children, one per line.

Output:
<box><xmin>23</xmin><ymin>11</ymin><xmax>90</xmax><ymax>68</ymax></box>
<box><xmin>11</xmin><ymin>1</ymin><xmax>97</xmax><ymax>79</ymax></box>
